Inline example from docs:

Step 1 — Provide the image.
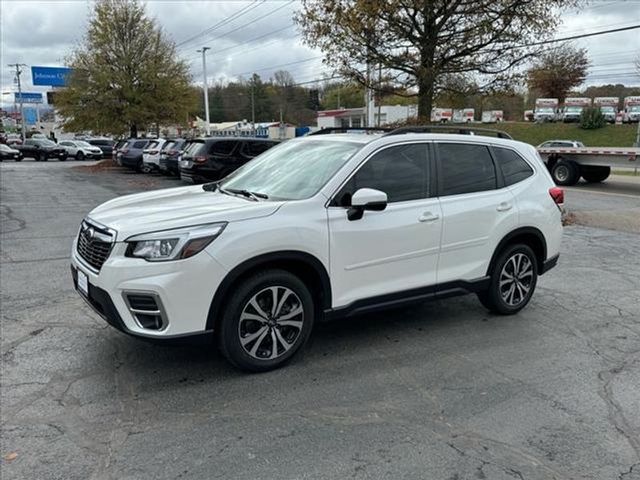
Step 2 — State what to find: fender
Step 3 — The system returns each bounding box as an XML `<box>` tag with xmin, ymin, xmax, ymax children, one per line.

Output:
<box><xmin>486</xmin><ymin>227</ymin><xmax>547</xmax><ymax>275</ymax></box>
<box><xmin>206</xmin><ymin>250</ymin><xmax>332</xmax><ymax>331</ymax></box>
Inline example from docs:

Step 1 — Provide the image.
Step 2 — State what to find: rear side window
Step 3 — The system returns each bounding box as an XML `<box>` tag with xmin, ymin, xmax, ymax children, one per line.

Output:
<box><xmin>210</xmin><ymin>141</ymin><xmax>238</xmax><ymax>156</ymax></box>
<box><xmin>132</xmin><ymin>141</ymin><xmax>148</xmax><ymax>149</ymax></box>
<box><xmin>183</xmin><ymin>141</ymin><xmax>206</xmax><ymax>156</ymax></box>
<box><xmin>243</xmin><ymin>141</ymin><xmax>275</xmax><ymax>157</ymax></box>
<box><xmin>162</xmin><ymin>141</ymin><xmax>175</xmax><ymax>151</ymax></box>
<box><xmin>493</xmin><ymin>147</ymin><xmax>534</xmax><ymax>186</ymax></box>
<box><xmin>147</xmin><ymin>140</ymin><xmax>160</xmax><ymax>150</ymax></box>
<box><xmin>438</xmin><ymin>143</ymin><xmax>496</xmax><ymax>196</ymax></box>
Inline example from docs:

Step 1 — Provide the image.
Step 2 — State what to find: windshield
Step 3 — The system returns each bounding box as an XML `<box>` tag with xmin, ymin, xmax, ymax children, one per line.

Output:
<box><xmin>630</xmin><ymin>106</ymin><xmax>640</xmax><ymax>112</ymax></box>
<box><xmin>599</xmin><ymin>106</ymin><xmax>615</xmax><ymax>113</ymax></box>
<box><xmin>564</xmin><ymin>106</ymin><xmax>583</xmax><ymax>113</ymax></box>
<box><xmin>536</xmin><ymin>108</ymin><xmax>554</xmax><ymax>113</ymax></box>
<box><xmin>77</xmin><ymin>141</ymin><xmax>92</xmax><ymax>147</ymax></box>
<box><xmin>0</xmin><ymin>144</ymin><xmax>12</xmax><ymax>151</ymax></box>
<box><xmin>220</xmin><ymin>140</ymin><xmax>361</xmax><ymax>200</ymax></box>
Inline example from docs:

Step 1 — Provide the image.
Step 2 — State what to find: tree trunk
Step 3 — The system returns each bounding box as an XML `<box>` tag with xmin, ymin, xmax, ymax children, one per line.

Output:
<box><xmin>130</xmin><ymin>124</ymin><xmax>138</xmax><ymax>138</ymax></box>
<box><xmin>417</xmin><ymin>75</ymin><xmax>435</xmax><ymax>123</ymax></box>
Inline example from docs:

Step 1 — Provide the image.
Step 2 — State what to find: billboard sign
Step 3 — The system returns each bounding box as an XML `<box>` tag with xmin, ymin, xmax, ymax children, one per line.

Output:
<box><xmin>31</xmin><ymin>66</ymin><xmax>72</xmax><ymax>87</ymax></box>
<box><xmin>23</xmin><ymin>108</ymin><xmax>38</xmax><ymax>125</ymax></box>
<box><xmin>15</xmin><ymin>92</ymin><xmax>43</xmax><ymax>104</ymax></box>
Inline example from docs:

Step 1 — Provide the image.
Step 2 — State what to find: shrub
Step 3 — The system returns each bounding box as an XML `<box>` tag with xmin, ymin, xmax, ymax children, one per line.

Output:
<box><xmin>580</xmin><ymin>107</ymin><xmax>606</xmax><ymax>129</ymax></box>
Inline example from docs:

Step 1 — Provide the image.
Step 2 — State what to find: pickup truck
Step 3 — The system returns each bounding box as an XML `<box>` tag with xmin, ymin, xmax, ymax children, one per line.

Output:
<box><xmin>16</xmin><ymin>138</ymin><xmax>67</xmax><ymax>161</ymax></box>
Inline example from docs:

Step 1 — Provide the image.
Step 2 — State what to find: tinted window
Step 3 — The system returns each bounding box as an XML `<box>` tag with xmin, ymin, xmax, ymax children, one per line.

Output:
<box><xmin>243</xmin><ymin>141</ymin><xmax>275</xmax><ymax>157</ymax></box>
<box><xmin>183</xmin><ymin>141</ymin><xmax>206</xmax><ymax>156</ymax></box>
<box><xmin>493</xmin><ymin>147</ymin><xmax>533</xmax><ymax>186</ymax></box>
<box><xmin>438</xmin><ymin>143</ymin><xmax>496</xmax><ymax>195</ymax></box>
<box><xmin>132</xmin><ymin>140</ymin><xmax>148</xmax><ymax>149</ymax></box>
<box><xmin>211</xmin><ymin>141</ymin><xmax>238</xmax><ymax>156</ymax></box>
<box><xmin>147</xmin><ymin>140</ymin><xmax>160</xmax><ymax>150</ymax></box>
<box><xmin>336</xmin><ymin>144</ymin><xmax>429</xmax><ymax>205</ymax></box>
<box><xmin>162</xmin><ymin>141</ymin><xmax>175</xmax><ymax>152</ymax></box>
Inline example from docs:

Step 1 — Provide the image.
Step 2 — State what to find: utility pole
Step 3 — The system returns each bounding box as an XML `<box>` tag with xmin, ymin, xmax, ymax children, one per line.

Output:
<box><xmin>8</xmin><ymin>63</ymin><xmax>27</xmax><ymax>141</ymax></box>
<box><xmin>251</xmin><ymin>81</ymin><xmax>255</xmax><ymax>135</ymax></box>
<box><xmin>197</xmin><ymin>47</ymin><xmax>211</xmax><ymax>136</ymax></box>
<box><xmin>377</xmin><ymin>63</ymin><xmax>382</xmax><ymax>127</ymax></box>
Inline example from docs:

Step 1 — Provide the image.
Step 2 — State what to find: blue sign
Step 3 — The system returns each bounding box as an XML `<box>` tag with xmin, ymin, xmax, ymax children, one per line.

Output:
<box><xmin>15</xmin><ymin>92</ymin><xmax>43</xmax><ymax>104</ymax></box>
<box><xmin>31</xmin><ymin>66</ymin><xmax>72</xmax><ymax>87</ymax></box>
<box><xmin>23</xmin><ymin>108</ymin><xmax>38</xmax><ymax>125</ymax></box>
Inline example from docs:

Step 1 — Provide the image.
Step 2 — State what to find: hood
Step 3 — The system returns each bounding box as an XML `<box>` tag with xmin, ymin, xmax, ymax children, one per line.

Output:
<box><xmin>88</xmin><ymin>185</ymin><xmax>283</xmax><ymax>239</ymax></box>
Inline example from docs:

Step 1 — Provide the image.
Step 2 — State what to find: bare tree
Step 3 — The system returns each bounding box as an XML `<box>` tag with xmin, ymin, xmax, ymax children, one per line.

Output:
<box><xmin>295</xmin><ymin>0</ymin><xmax>581</xmax><ymax>119</ymax></box>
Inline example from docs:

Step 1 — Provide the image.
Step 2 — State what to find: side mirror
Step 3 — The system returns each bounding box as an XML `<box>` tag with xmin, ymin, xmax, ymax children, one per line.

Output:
<box><xmin>348</xmin><ymin>188</ymin><xmax>387</xmax><ymax>221</ymax></box>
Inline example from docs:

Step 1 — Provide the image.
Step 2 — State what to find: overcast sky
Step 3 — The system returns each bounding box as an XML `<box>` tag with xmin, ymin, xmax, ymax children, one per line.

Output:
<box><xmin>1</xmin><ymin>0</ymin><xmax>639</xmax><ymax>107</ymax></box>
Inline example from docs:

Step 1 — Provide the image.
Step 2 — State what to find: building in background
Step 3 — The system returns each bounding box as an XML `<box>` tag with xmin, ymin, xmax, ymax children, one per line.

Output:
<box><xmin>316</xmin><ymin>105</ymin><xmax>418</xmax><ymax>129</ymax></box>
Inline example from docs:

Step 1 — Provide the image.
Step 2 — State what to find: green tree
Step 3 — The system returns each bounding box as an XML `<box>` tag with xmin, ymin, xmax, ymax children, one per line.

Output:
<box><xmin>56</xmin><ymin>0</ymin><xmax>196</xmax><ymax>137</ymax></box>
<box><xmin>527</xmin><ymin>44</ymin><xmax>589</xmax><ymax>102</ymax></box>
<box><xmin>296</xmin><ymin>0</ymin><xmax>580</xmax><ymax>120</ymax></box>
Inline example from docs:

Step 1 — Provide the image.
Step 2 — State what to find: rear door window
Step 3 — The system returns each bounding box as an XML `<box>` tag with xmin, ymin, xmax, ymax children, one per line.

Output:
<box><xmin>492</xmin><ymin>147</ymin><xmax>534</xmax><ymax>186</ymax></box>
<box><xmin>210</xmin><ymin>141</ymin><xmax>238</xmax><ymax>156</ymax></box>
<box><xmin>437</xmin><ymin>143</ymin><xmax>497</xmax><ymax>196</ymax></box>
<box><xmin>132</xmin><ymin>140</ymin><xmax>148</xmax><ymax>149</ymax></box>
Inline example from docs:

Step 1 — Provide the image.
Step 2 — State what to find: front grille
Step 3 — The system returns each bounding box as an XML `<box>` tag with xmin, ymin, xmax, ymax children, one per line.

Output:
<box><xmin>76</xmin><ymin>221</ymin><xmax>114</xmax><ymax>271</ymax></box>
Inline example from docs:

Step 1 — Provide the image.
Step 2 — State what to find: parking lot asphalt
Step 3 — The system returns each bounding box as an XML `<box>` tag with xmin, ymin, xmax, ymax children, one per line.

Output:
<box><xmin>1</xmin><ymin>161</ymin><xmax>639</xmax><ymax>480</ymax></box>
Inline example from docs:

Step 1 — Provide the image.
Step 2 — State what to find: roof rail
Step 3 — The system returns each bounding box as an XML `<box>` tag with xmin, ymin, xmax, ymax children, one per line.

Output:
<box><xmin>308</xmin><ymin>127</ymin><xmax>393</xmax><ymax>136</ymax></box>
<box><xmin>384</xmin><ymin>125</ymin><xmax>513</xmax><ymax>140</ymax></box>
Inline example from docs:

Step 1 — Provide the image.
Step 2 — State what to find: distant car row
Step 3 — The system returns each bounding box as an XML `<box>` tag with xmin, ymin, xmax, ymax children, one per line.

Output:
<box><xmin>113</xmin><ymin>137</ymin><xmax>279</xmax><ymax>183</ymax></box>
<box><xmin>0</xmin><ymin>137</ymin><xmax>116</xmax><ymax>161</ymax></box>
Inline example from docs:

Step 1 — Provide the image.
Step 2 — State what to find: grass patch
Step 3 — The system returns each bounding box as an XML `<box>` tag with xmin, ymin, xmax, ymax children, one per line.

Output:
<box><xmin>493</xmin><ymin>122</ymin><xmax>638</xmax><ymax>147</ymax></box>
<box><xmin>612</xmin><ymin>169</ymin><xmax>640</xmax><ymax>176</ymax></box>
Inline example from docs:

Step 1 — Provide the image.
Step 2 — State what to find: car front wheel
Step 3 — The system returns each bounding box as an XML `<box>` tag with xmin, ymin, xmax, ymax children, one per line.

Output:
<box><xmin>478</xmin><ymin>244</ymin><xmax>538</xmax><ymax>315</ymax></box>
<box><xmin>218</xmin><ymin>269</ymin><xmax>314</xmax><ymax>372</ymax></box>
<box><xmin>76</xmin><ymin>151</ymin><xmax>84</xmax><ymax>161</ymax></box>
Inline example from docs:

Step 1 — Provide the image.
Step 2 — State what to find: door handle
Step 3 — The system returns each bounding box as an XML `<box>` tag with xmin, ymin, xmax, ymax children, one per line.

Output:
<box><xmin>496</xmin><ymin>202</ymin><xmax>513</xmax><ymax>212</ymax></box>
<box><xmin>419</xmin><ymin>212</ymin><xmax>440</xmax><ymax>223</ymax></box>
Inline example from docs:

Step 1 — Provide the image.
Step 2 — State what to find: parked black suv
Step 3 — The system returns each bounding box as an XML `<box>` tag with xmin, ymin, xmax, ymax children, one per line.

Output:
<box><xmin>119</xmin><ymin>139</ymin><xmax>151</xmax><ymax>171</ymax></box>
<box><xmin>16</xmin><ymin>138</ymin><xmax>67</xmax><ymax>161</ymax></box>
<box><xmin>158</xmin><ymin>138</ymin><xmax>186</xmax><ymax>175</ymax></box>
<box><xmin>87</xmin><ymin>138</ymin><xmax>115</xmax><ymax>158</ymax></box>
<box><xmin>179</xmin><ymin>138</ymin><xmax>279</xmax><ymax>183</ymax></box>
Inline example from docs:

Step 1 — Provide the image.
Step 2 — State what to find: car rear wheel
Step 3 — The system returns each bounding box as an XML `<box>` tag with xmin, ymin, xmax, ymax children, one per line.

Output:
<box><xmin>477</xmin><ymin>244</ymin><xmax>538</xmax><ymax>315</ymax></box>
<box><xmin>218</xmin><ymin>269</ymin><xmax>314</xmax><ymax>372</ymax></box>
<box><xmin>76</xmin><ymin>151</ymin><xmax>84</xmax><ymax>161</ymax></box>
<box><xmin>39</xmin><ymin>152</ymin><xmax>47</xmax><ymax>162</ymax></box>
<box><xmin>551</xmin><ymin>159</ymin><xmax>580</xmax><ymax>186</ymax></box>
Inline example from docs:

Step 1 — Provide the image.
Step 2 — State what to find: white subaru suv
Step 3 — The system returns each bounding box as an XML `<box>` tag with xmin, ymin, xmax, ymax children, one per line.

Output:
<box><xmin>71</xmin><ymin>127</ymin><xmax>563</xmax><ymax>371</ymax></box>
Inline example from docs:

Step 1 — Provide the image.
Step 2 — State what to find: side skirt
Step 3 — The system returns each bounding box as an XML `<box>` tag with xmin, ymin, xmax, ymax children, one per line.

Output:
<box><xmin>323</xmin><ymin>277</ymin><xmax>490</xmax><ymax>321</ymax></box>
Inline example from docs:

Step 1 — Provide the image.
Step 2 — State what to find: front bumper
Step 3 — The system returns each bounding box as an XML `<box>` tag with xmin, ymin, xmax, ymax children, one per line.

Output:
<box><xmin>71</xmin><ymin>239</ymin><xmax>229</xmax><ymax>338</ymax></box>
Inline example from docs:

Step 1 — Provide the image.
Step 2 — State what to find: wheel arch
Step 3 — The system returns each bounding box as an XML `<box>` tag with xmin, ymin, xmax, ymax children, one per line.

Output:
<box><xmin>206</xmin><ymin>250</ymin><xmax>332</xmax><ymax>331</ymax></box>
<box><xmin>487</xmin><ymin>227</ymin><xmax>547</xmax><ymax>276</ymax></box>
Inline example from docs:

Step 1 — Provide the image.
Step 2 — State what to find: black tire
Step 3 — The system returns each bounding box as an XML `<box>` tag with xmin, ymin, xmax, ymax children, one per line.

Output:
<box><xmin>15</xmin><ymin>158</ymin><xmax>22</xmax><ymax>162</ymax></box>
<box><xmin>39</xmin><ymin>152</ymin><xmax>47</xmax><ymax>162</ymax></box>
<box><xmin>551</xmin><ymin>159</ymin><xmax>580</xmax><ymax>186</ymax></box>
<box><xmin>218</xmin><ymin>269</ymin><xmax>315</xmax><ymax>372</ymax></box>
<box><xmin>581</xmin><ymin>166</ymin><xmax>610</xmax><ymax>183</ymax></box>
<box><xmin>76</xmin><ymin>151</ymin><xmax>84</xmax><ymax>161</ymax></box>
<box><xmin>477</xmin><ymin>244</ymin><xmax>538</xmax><ymax>315</ymax></box>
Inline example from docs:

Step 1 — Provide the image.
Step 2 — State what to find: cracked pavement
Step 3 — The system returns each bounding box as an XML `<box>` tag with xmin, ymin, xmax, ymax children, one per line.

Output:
<box><xmin>1</xmin><ymin>161</ymin><xmax>639</xmax><ymax>479</ymax></box>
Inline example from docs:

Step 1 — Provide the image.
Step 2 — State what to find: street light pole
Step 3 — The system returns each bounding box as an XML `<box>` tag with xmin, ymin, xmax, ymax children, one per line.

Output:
<box><xmin>197</xmin><ymin>47</ymin><xmax>211</xmax><ymax>136</ymax></box>
<box><xmin>8</xmin><ymin>63</ymin><xmax>27</xmax><ymax>141</ymax></box>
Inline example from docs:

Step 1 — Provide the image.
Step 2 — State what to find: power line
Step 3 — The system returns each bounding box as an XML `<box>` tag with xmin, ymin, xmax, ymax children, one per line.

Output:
<box><xmin>176</xmin><ymin>1</ymin><xmax>263</xmax><ymax>49</ymax></box>
<box><xmin>524</xmin><ymin>24</ymin><xmax>640</xmax><ymax>48</ymax></box>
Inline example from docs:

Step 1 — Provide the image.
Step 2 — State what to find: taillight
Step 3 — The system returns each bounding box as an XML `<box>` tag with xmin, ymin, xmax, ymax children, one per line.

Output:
<box><xmin>121</xmin><ymin>148</ymin><xmax>129</xmax><ymax>154</ymax></box>
<box><xmin>194</xmin><ymin>156</ymin><xmax>207</xmax><ymax>164</ymax></box>
<box><xmin>168</xmin><ymin>149</ymin><xmax>177</xmax><ymax>155</ymax></box>
<box><xmin>549</xmin><ymin>187</ymin><xmax>564</xmax><ymax>210</ymax></box>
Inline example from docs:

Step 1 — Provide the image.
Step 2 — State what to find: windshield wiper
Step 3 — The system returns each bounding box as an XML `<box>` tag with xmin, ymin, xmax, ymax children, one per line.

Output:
<box><xmin>210</xmin><ymin>183</ymin><xmax>267</xmax><ymax>201</ymax></box>
<box><xmin>226</xmin><ymin>188</ymin><xmax>268</xmax><ymax>201</ymax></box>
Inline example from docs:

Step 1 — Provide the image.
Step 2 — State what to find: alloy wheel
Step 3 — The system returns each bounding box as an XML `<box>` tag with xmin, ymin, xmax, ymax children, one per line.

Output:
<box><xmin>499</xmin><ymin>253</ymin><xmax>534</xmax><ymax>307</ymax></box>
<box><xmin>238</xmin><ymin>286</ymin><xmax>304</xmax><ymax>360</ymax></box>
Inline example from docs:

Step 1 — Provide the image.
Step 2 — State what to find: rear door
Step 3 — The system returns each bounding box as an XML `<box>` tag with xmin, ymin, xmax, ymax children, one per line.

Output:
<box><xmin>435</xmin><ymin>142</ymin><xmax>518</xmax><ymax>284</ymax></box>
<box><xmin>207</xmin><ymin>140</ymin><xmax>240</xmax><ymax>179</ymax></box>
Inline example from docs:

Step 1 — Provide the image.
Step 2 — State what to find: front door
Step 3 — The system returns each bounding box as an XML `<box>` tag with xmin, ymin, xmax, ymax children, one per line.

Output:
<box><xmin>327</xmin><ymin>143</ymin><xmax>442</xmax><ymax>308</ymax></box>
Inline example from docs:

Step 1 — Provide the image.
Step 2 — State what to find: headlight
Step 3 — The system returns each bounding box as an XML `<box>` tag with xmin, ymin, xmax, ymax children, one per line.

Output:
<box><xmin>125</xmin><ymin>222</ymin><xmax>227</xmax><ymax>262</ymax></box>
